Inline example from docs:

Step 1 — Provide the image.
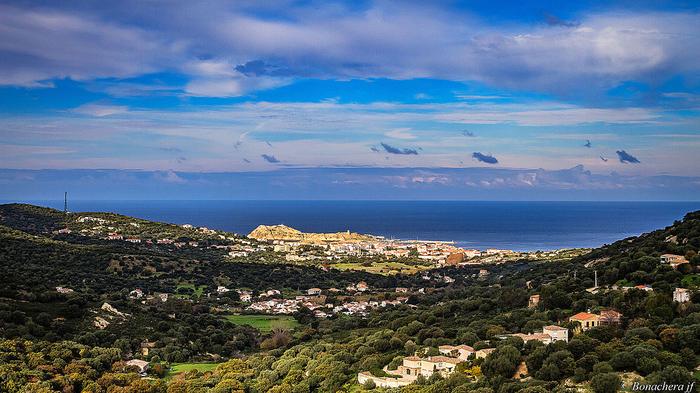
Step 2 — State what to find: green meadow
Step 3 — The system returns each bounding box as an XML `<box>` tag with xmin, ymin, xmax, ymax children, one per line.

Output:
<box><xmin>224</xmin><ymin>314</ymin><xmax>299</xmax><ymax>332</ymax></box>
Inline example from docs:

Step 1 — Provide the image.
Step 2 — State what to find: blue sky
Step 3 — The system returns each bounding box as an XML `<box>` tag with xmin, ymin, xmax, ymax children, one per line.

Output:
<box><xmin>0</xmin><ymin>1</ymin><xmax>699</xmax><ymax>199</ymax></box>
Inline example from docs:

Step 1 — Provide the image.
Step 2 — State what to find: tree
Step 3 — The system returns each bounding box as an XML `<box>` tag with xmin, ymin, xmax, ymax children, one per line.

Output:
<box><xmin>482</xmin><ymin>345</ymin><xmax>520</xmax><ymax>379</ymax></box>
<box><xmin>590</xmin><ymin>372</ymin><xmax>621</xmax><ymax>393</ymax></box>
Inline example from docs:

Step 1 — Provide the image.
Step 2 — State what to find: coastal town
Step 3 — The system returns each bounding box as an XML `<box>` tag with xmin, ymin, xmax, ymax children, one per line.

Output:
<box><xmin>53</xmin><ymin>213</ymin><xmax>696</xmax><ymax>331</ymax></box>
<box><xmin>55</xmin><ymin>216</ymin><xmax>589</xmax><ymax>272</ymax></box>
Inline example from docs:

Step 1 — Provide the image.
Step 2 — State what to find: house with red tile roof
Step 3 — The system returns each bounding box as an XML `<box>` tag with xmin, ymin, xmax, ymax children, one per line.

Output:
<box><xmin>569</xmin><ymin>312</ymin><xmax>600</xmax><ymax>330</ymax></box>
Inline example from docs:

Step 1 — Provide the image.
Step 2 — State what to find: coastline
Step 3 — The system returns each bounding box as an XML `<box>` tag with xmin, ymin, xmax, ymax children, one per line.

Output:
<box><xmin>4</xmin><ymin>199</ymin><xmax>699</xmax><ymax>252</ymax></box>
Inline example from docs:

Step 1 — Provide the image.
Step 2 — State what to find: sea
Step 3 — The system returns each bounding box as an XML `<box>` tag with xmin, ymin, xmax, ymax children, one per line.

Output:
<box><xmin>9</xmin><ymin>200</ymin><xmax>700</xmax><ymax>251</ymax></box>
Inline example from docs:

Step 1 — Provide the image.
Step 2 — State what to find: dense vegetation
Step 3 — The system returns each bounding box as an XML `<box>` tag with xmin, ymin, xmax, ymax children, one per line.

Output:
<box><xmin>0</xmin><ymin>204</ymin><xmax>698</xmax><ymax>392</ymax></box>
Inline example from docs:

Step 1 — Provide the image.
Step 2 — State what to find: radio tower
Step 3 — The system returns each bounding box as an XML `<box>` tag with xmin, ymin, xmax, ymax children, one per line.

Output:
<box><xmin>64</xmin><ymin>192</ymin><xmax>68</xmax><ymax>214</ymax></box>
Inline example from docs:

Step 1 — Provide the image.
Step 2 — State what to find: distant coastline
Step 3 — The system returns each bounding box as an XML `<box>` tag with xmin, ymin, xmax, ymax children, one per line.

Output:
<box><xmin>6</xmin><ymin>200</ymin><xmax>699</xmax><ymax>252</ymax></box>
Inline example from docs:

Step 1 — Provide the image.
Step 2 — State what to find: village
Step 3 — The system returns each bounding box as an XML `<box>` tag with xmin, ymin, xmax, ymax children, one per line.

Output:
<box><xmin>357</xmin><ymin>307</ymin><xmax>621</xmax><ymax>388</ymax></box>
<box><xmin>54</xmin><ymin>215</ymin><xmax>588</xmax><ymax>271</ymax></box>
<box><xmin>242</xmin><ymin>282</ymin><xmax>412</xmax><ymax>317</ymax></box>
<box><xmin>55</xmin><ymin>216</ymin><xmax>695</xmax><ymax>323</ymax></box>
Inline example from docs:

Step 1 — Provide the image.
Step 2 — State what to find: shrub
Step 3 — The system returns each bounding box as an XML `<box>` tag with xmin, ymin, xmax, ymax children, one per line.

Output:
<box><xmin>590</xmin><ymin>372</ymin><xmax>621</xmax><ymax>393</ymax></box>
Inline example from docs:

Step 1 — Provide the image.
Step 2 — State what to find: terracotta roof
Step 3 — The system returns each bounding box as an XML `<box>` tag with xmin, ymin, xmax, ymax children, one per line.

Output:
<box><xmin>600</xmin><ymin>310</ymin><xmax>622</xmax><ymax>317</ymax></box>
<box><xmin>426</xmin><ymin>356</ymin><xmax>460</xmax><ymax>364</ymax></box>
<box><xmin>543</xmin><ymin>325</ymin><xmax>567</xmax><ymax>331</ymax></box>
<box><xmin>527</xmin><ymin>333</ymin><xmax>552</xmax><ymax>341</ymax></box>
<box><xmin>570</xmin><ymin>312</ymin><xmax>598</xmax><ymax>321</ymax></box>
<box><xmin>440</xmin><ymin>344</ymin><xmax>474</xmax><ymax>352</ymax></box>
<box><xmin>404</xmin><ymin>356</ymin><xmax>421</xmax><ymax>361</ymax></box>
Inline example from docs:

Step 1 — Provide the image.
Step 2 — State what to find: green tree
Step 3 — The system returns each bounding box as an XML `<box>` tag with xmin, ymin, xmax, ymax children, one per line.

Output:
<box><xmin>482</xmin><ymin>345</ymin><xmax>520</xmax><ymax>379</ymax></box>
<box><xmin>590</xmin><ymin>372</ymin><xmax>621</xmax><ymax>393</ymax></box>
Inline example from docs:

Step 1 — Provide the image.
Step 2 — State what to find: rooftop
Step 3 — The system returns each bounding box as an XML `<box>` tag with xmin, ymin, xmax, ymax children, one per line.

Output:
<box><xmin>570</xmin><ymin>312</ymin><xmax>598</xmax><ymax>320</ymax></box>
<box><xmin>543</xmin><ymin>325</ymin><xmax>567</xmax><ymax>331</ymax></box>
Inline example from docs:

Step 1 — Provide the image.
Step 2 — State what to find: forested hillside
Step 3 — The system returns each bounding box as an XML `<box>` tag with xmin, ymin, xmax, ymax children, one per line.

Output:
<box><xmin>0</xmin><ymin>205</ymin><xmax>698</xmax><ymax>392</ymax></box>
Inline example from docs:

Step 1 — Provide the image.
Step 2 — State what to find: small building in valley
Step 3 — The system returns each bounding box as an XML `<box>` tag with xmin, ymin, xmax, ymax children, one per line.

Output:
<box><xmin>569</xmin><ymin>312</ymin><xmax>600</xmax><ymax>330</ymax></box>
<box><xmin>359</xmin><ymin>355</ymin><xmax>462</xmax><ymax>388</ymax></box>
<box><xmin>126</xmin><ymin>359</ymin><xmax>150</xmax><ymax>376</ymax></box>
<box><xmin>475</xmin><ymin>348</ymin><xmax>495</xmax><ymax>359</ymax></box>
<box><xmin>569</xmin><ymin>309</ymin><xmax>622</xmax><ymax>331</ymax></box>
<box><xmin>660</xmin><ymin>254</ymin><xmax>687</xmax><ymax>264</ymax></box>
<box><xmin>307</xmin><ymin>288</ymin><xmax>322</xmax><ymax>295</ymax></box>
<box><xmin>439</xmin><ymin>344</ymin><xmax>475</xmax><ymax>360</ymax></box>
<box><xmin>140</xmin><ymin>341</ymin><xmax>156</xmax><ymax>357</ymax></box>
<box><xmin>599</xmin><ymin>310</ymin><xmax>622</xmax><ymax>325</ymax></box>
<box><xmin>674</xmin><ymin>288</ymin><xmax>690</xmax><ymax>303</ymax></box>
<box><xmin>528</xmin><ymin>294</ymin><xmax>540</xmax><ymax>308</ymax></box>
<box><xmin>543</xmin><ymin>325</ymin><xmax>569</xmax><ymax>342</ymax></box>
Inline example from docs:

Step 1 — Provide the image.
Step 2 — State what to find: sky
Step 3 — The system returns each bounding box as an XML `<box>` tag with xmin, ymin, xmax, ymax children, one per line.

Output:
<box><xmin>1</xmin><ymin>0</ymin><xmax>699</xmax><ymax>200</ymax></box>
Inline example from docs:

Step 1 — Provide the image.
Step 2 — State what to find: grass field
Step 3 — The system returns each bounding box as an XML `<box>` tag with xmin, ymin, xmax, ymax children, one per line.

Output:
<box><xmin>681</xmin><ymin>274</ymin><xmax>700</xmax><ymax>288</ymax></box>
<box><xmin>168</xmin><ymin>362</ymin><xmax>218</xmax><ymax>376</ymax></box>
<box><xmin>174</xmin><ymin>283</ymin><xmax>207</xmax><ymax>299</ymax></box>
<box><xmin>333</xmin><ymin>261</ymin><xmax>431</xmax><ymax>275</ymax></box>
<box><xmin>224</xmin><ymin>314</ymin><xmax>300</xmax><ymax>332</ymax></box>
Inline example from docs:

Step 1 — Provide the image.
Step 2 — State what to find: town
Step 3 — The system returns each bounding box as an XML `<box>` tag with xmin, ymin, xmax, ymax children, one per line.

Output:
<box><xmin>55</xmin><ymin>217</ymin><xmax>589</xmax><ymax>275</ymax></box>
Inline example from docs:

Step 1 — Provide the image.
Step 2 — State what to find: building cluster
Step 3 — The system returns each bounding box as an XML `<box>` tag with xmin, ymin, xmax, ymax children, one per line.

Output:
<box><xmin>502</xmin><ymin>325</ymin><xmax>569</xmax><ymax>344</ymax></box>
<box><xmin>359</xmin><ymin>319</ymin><xmax>575</xmax><ymax>388</ymax></box>
<box><xmin>358</xmin><ymin>344</ymin><xmax>494</xmax><ymax>388</ymax></box>
<box><xmin>569</xmin><ymin>309</ymin><xmax>622</xmax><ymax>331</ymax></box>
<box><xmin>248</xmin><ymin>299</ymin><xmax>302</xmax><ymax>314</ymax></box>
<box><xmin>59</xmin><ymin>216</ymin><xmax>245</xmax><ymax>249</ymax></box>
<box><xmin>660</xmin><ymin>254</ymin><xmax>690</xmax><ymax>270</ymax></box>
<box><xmin>251</xmin><ymin>236</ymin><xmax>532</xmax><ymax>267</ymax></box>
<box><xmin>240</xmin><ymin>282</ymin><xmax>411</xmax><ymax>317</ymax></box>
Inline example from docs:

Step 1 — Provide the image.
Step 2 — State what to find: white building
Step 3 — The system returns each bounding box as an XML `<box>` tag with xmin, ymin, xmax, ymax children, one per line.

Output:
<box><xmin>543</xmin><ymin>325</ymin><xmax>569</xmax><ymax>342</ymax></box>
<box><xmin>673</xmin><ymin>288</ymin><xmax>690</xmax><ymax>303</ymax></box>
<box><xmin>307</xmin><ymin>288</ymin><xmax>322</xmax><ymax>295</ymax></box>
<box><xmin>129</xmin><ymin>288</ymin><xmax>144</xmax><ymax>299</ymax></box>
<box><xmin>358</xmin><ymin>355</ymin><xmax>461</xmax><ymax>388</ymax></box>
<box><xmin>438</xmin><ymin>344</ymin><xmax>474</xmax><ymax>360</ymax></box>
<box><xmin>660</xmin><ymin>254</ymin><xmax>687</xmax><ymax>264</ymax></box>
<box><xmin>239</xmin><ymin>292</ymin><xmax>252</xmax><ymax>302</ymax></box>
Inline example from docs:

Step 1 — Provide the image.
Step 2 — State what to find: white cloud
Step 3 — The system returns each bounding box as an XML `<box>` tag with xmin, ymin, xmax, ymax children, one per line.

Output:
<box><xmin>71</xmin><ymin>103</ymin><xmax>129</xmax><ymax>117</ymax></box>
<box><xmin>0</xmin><ymin>3</ymin><xmax>699</xmax><ymax>98</ymax></box>
<box><xmin>0</xmin><ymin>4</ymin><xmax>175</xmax><ymax>86</ymax></box>
<box><xmin>385</xmin><ymin>128</ymin><xmax>416</xmax><ymax>139</ymax></box>
<box><xmin>436</xmin><ymin>106</ymin><xmax>660</xmax><ymax>126</ymax></box>
<box><xmin>2</xmin><ymin>98</ymin><xmax>692</xmax><ymax>175</ymax></box>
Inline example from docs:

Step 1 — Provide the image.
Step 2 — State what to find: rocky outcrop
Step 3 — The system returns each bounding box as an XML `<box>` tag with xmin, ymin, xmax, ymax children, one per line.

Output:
<box><xmin>93</xmin><ymin>302</ymin><xmax>130</xmax><ymax>330</ymax></box>
<box><xmin>248</xmin><ymin>224</ymin><xmax>376</xmax><ymax>244</ymax></box>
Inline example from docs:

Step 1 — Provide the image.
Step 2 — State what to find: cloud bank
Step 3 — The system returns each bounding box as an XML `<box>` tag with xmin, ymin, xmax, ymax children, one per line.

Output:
<box><xmin>1</xmin><ymin>3</ymin><xmax>699</xmax><ymax>100</ymax></box>
<box><xmin>2</xmin><ymin>166</ymin><xmax>699</xmax><ymax>201</ymax></box>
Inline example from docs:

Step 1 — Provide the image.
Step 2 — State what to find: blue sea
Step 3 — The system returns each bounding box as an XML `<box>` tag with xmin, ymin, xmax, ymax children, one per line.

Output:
<box><xmin>11</xmin><ymin>200</ymin><xmax>700</xmax><ymax>251</ymax></box>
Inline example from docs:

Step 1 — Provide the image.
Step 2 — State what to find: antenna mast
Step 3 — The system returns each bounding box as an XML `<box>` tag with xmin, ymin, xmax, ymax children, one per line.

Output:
<box><xmin>64</xmin><ymin>192</ymin><xmax>68</xmax><ymax>214</ymax></box>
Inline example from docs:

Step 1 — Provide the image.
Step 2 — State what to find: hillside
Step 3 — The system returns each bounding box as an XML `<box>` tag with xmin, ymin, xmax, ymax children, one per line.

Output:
<box><xmin>248</xmin><ymin>223</ymin><xmax>377</xmax><ymax>243</ymax></box>
<box><xmin>0</xmin><ymin>204</ymin><xmax>698</xmax><ymax>393</ymax></box>
<box><xmin>568</xmin><ymin>210</ymin><xmax>700</xmax><ymax>289</ymax></box>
